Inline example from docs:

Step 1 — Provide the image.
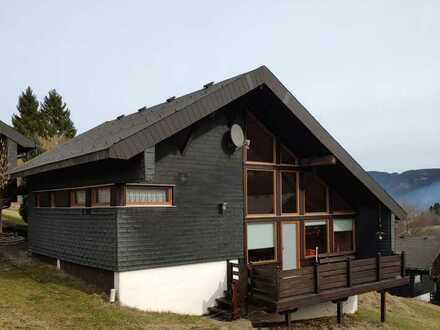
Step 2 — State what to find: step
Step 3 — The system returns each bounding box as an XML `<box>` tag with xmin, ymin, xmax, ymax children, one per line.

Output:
<box><xmin>207</xmin><ymin>306</ymin><xmax>232</xmax><ymax>321</ymax></box>
<box><xmin>216</xmin><ymin>297</ymin><xmax>232</xmax><ymax>307</ymax></box>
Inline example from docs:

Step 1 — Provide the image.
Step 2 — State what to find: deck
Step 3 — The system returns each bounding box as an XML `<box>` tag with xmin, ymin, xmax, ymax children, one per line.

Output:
<box><xmin>249</xmin><ymin>253</ymin><xmax>409</xmax><ymax>313</ymax></box>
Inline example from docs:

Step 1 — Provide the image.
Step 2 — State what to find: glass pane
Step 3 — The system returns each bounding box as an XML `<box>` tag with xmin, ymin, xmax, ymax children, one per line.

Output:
<box><xmin>281</xmin><ymin>172</ymin><xmax>297</xmax><ymax>213</ymax></box>
<box><xmin>246</xmin><ymin>114</ymin><xmax>274</xmax><ymax>163</ymax></box>
<box><xmin>74</xmin><ymin>190</ymin><xmax>86</xmax><ymax>205</ymax></box>
<box><xmin>127</xmin><ymin>187</ymin><xmax>169</xmax><ymax>204</ymax></box>
<box><xmin>334</xmin><ymin>219</ymin><xmax>353</xmax><ymax>252</ymax></box>
<box><xmin>97</xmin><ymin>188</ymin><xmax>111</xmax><ymax>204</ymax></box>
<box><xmin>38</xmin><ymin>192</ymin><xmax>51</xmax><ymax>207</ymax></box>
<box><xmin>247</xmin><ymin>170</ymin><xmax>274</xmax><ymax>214</ymax></box>
<box><xmin>280</xmin><ymin>145</ymin><xmax>296</xmax><ymax>165</ymax></box>
<box><xmin>332</xmin><ymin>190</ymin><xmax>353</xmax><ymax>212</ymax></box>
<box><xmin>54</xmin><ymin>190</ymin><xmax>70</xmax><ymax>207</ymax></box>
<box><xmin>305</xmin><ymin>220</ymin><xmax>327</xmax><ymax>256</ymax></box>
<box><xmin>247</xmin><ymin>223</ymin><xmax>275</xmax><ymax>263</ymax></box>
<box><xmin>304</xmin><ymin>173</ymin><xmax>328</xmax><ymax>213</ymax></box>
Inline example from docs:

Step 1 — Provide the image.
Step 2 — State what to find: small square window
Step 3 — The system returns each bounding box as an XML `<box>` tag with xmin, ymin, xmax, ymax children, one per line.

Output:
<box><xmin>71</xmin><ymin>190</ymin><xmax>86</xmax><ymax>207</ymax></box>
<box><xmin>247</xmin><ymin>222</ymin><xmax>276</xmax><ymax>263</ymax></box>
<box><xmin>92</xmin><ymin>187</ymin><xmax>111</xmax><ymax>206</ymax></box>
<box><xmin>333</xmin><ymin>219</ymin><xmax>354</xmax><ymax>252</ymax></box>
<box><xmin>305</xmin><ymin>220</ymin><xmax>328</xmax><ymax>257</ymax></box>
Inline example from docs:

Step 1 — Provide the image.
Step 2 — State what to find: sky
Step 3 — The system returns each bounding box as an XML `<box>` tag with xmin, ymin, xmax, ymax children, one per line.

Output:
<box><xmin>1</xmin><ymin>1</ymin><xmax>439</xmax><ymax>173</ymax></box>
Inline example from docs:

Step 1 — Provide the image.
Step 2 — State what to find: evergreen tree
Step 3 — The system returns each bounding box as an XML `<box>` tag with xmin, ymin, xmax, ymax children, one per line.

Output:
<box><xmin>12</xmin><ymin>87</ymin><xmax>42</xmax><ymax>141</ymax></box>
<box><xmin>40</xmin><ymin>89</ymin><xmax>76</xmax><ymax>138</ymax></box>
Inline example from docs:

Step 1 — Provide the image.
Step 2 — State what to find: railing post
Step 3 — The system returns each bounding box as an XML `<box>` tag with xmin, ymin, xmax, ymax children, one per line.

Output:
<box><xmin>347</xmin><ymin>257</ymin><xmax>352</xmax><ymax>288</ymax></box>
<box><xmin>314</xmin><ymin>261</ymin><xmax>320</xmax><ymax>294</ymax></box>
<box><xmin>401</xmin><ymin>251</ymin><xmax>406</xmax><ymax>277</ymax></box>
<box><xmin>376</xmin><ymin>252</ymin><xmax>382</xmax><ymax>282</ymax></box>
<box><xmin>276</xmin><ymin>265</ymin><xmax>281</xmax><ymax>300</ymax></box>
<box><xmin>227</xmin><ymin>260</ymin><xmax>232</xmax><ymax>292</ymax></box>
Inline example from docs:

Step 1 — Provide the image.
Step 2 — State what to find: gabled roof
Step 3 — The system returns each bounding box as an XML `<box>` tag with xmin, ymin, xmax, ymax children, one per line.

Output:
<box><xmin>397</xmin><ymin>236</ymin><xmax>440</xmax><ymax>271</ymax></box>
<box><xmin>10</xmin><ymin>66</ymin><xmax>406</xmax><ymax>219</ymax></box>
<box><xmin>0</xmin><ymin>120</ymin><xmax>35</xmax><ymax>149</ymax></box>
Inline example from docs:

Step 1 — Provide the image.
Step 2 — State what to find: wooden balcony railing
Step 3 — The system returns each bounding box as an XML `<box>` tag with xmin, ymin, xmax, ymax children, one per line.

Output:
<box><xmin>249</xmin><ymin>253</ymin><xmax>408</xmax><ymax>313</ymax></box>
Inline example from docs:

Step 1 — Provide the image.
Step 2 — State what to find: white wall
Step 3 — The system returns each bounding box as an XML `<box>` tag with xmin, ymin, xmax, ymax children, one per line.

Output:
<box><xmin>114</xmin><ymin>260</ymin><xmax>227</xmax><ymax>315</ymax></box>
<box><xmin>415</xmin><ymin>293</ymin><xmax>431</xmax><ymax>302</ymax></box>
<box><xmin>290</xmin><ymin>295</ymin><xmax>358</xmax><ymax>321</ymax></box>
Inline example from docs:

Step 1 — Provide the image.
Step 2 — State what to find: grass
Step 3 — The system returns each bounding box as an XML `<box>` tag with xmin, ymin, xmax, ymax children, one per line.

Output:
<box><xmin>1</xmin><ymin>253</ymin><xmax>440</xmax><ymax>330</ymax></box>
<box><xmin>1</xmin><ymin>208</ymin><xmax>26</xmax><ymax>227</ymax></box>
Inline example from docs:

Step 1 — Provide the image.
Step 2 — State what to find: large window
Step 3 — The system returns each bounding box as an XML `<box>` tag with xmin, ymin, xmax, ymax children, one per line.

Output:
<box><xmin>281</xmin><ymin>171</ymin><xmax>298</xmax><ymax>214</ymax></box>
<box><xmin>126</xmin><ymin>186</ymin><xmax>173</xmax><ymax>206</ymax></box>
<box><xmin>92</xmin><ymin>187</ymin><xmax>111</xmax><ymax>206</ymax></box>
<box><xmin>304</xmin><ymin>220</ymin><xmax>328</xmax><ymax>257</ymax></box>
<box><xmin>246</xmin><ymin>114</ymin><xmax>274</xmax><ymax>163</ymax></box>
<box><xmin>246</xmin><ymin>170</ymin><xmax>275</xmax><ymax>215</ymax></box>
<box><xmin>247</xmin><ymin>222</ymin><xmax>276</xmax><ymax>263</ymax></box>
<box><xmin>304</xmin><ymin>173</ymin><xmax>328</xmax><ymax>213</ymax></box>
<box><xmin>333</xmin><ymin>219</ymin><xmax>354</xmax><ymax>252</ymax></box>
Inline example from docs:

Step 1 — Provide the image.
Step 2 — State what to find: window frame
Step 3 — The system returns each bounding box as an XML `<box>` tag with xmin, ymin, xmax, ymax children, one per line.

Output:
<box><xmin>303</xmin><ymin>173</ymin><xmax>330</xmax><ymax>215</ymax></box>
<box><xmin>332</xmin><ymin>218</ymin><xmax>356</xmax><ymax>254</ymax></box>
<box><xmin>245</xmin><ymin>168</ymin><xmax>277</xmax><ymax>218</ymax></box>
<box><xmin>91</xmin><ymin>186</ymin><xmax>111</xmax><ymax>207</ymax></box>
<box><xmin>70</xmin><ymin>189</ymin><xmax>87</xmax><ymax>208</ymax></box>
<box><xmin>303</xmin><ymin>219</ymin><xmax>330</xmax><ymax>259</ymax></box>
<box><xmin>244</xmin><ymin>112</ymin><xmax>276</xmax><ymax>165</ymax></box>
<box><xmin>36</xmin><ymin>191</ymin><xmax>53</xmax><ymax>208</ymax></box>
<box><xmin>246</xmin><ymin>221</ymin><xmax>278</xmax><ymax>265</ymax></box>
<box><xmin>125</xmin><ymin>185</ymin><xmax>174</xmax><ymax>207</ymax></box>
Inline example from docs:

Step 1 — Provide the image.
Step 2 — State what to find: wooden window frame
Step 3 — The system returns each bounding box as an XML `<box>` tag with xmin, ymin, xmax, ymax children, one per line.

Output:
<box><xmin>332</xmin><ymin>218</ymin><xmax>356</xmax><ymax>255</ymax></box>
<box><xmin>36</xmin><ymin>192</ymin><xmax>53</xmax><ymax>208</ymax></box>
<box><xmin>245</xmin><ymin>168</ymin><xmax>277</xmax><ymax>218</ymax></box>
<box><xmin>303</xmin><ymin>218</ymin><xmax>330</xmax><ymax>259</ymax></box>
<box><xmin>70</xmin><ymin>189</ymin><xmax>86</xmax><ymax>208</ymax></box>
<box><xmin>278</xmin><ymin>143</ymin><xmax>298</xmax><ymax>166</ymax></box>
<box><xmin>303</xmin><ymin>173</ymin><xmax>330</xmax><ymax>215</ymax></box>
<box><xmin>279</xmin><ymin>170</ymin><xmax>300</xmax><ymax>216</ymax></box>
<box><xmin>246</xmin><ymin>221</ymin><xmax>278</xmax><ymax>265</ymax></box>
<box><xmin>91</xmin><ymin>186</ymin><xmax>111</xmax><ymax>207</ymax></box>
<box><xmin>244</xmin><ymin>112</ymin><xmax>276</xmax><ymax>166</ymax></box>
<box><xmin>125</xmin><ymin>185</ymin><xmax>173</xmax><ymax>207</ymax></box>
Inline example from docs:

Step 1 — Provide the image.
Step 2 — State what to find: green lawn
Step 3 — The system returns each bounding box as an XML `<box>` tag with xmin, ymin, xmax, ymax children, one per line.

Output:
<box><xmin>1</xmin><ymin>252</ymin><xmax>440</xmax><ymax>329</ymax></box>
<box><xmin>1</xmin><ymin>208</ymin><xmax>26</xmax><ymax>226</ymax></box>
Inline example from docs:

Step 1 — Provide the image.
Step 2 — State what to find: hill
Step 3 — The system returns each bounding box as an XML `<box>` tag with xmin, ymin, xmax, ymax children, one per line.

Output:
<box><xmin>369</xmin><ymin>169</ymin><xmax>440</xmax><ymax>210</ymax></box>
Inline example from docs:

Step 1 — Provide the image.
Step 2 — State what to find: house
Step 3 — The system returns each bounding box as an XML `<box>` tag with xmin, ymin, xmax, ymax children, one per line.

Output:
<box><xmin>390</xmin><ymin>235</ymin><xmax>440</xmax><ymax>303</ymax></box>
<box><xmin>0</xmin><ymin>120</ymin><xmax>35</xmax><ymax>206</ymax></box>
<box><xmin>10</xmin><ymin>66</ymin><xmax>408</xmax><ymax>327</ymax></box>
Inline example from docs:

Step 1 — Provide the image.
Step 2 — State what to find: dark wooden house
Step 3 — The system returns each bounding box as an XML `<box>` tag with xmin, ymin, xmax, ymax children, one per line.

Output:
<box><xmin>10</xmin><ymin>66</ymin><xmax>408</xmax><ymax>325</ymax></box>
<box><xmin>390</xmin><ymin>235</ymin><xmax>440</xmax><ymax>303</ymax></box>
<box><xmin>0</xmin><ymin>120</ymin><xmax>35</xmax><ymax>206</ymax></box>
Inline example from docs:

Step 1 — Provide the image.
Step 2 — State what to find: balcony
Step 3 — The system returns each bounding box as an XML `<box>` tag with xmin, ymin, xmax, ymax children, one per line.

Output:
<box><xmin>249</xmin><ymin>253</ymin><xmax>409</xmax><ymax>313</ymax></box>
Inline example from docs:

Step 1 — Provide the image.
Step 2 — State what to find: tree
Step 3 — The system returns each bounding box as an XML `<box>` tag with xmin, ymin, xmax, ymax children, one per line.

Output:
<box><xmin>12</xmin><ymin>87</ymin><xmax>42</xmax><ymax>142</ymax></box>
<box><xmin>0</xmin><ymin>138</ymin><xmax>9</xmax><ymax>233</ymax></box>
<box><xmin>40</xmin><ymin>89</ymin><xmax>76</xmax><ymax>139</ymax></box>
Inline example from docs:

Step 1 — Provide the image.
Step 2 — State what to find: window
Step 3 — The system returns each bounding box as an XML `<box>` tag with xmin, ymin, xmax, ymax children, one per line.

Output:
<box><xmin>333</xmin><ymin>219</ymin><xmax>354</xmax><ymax>252</ymax></box>
<box><xmin>305</xmin><ymin>220</ymin><xmax>328</xmax><ymax>257</ymax></box>
<box><xmin>36</xmin><ymin>192</ymin><xmax>52</xmax><ymax>207</ymax></box>
<box><xmin>281</xmin><ymin>171</ymin><xmax>298</xmax><ymax>214</ymax></box>
<box><xmin>71</xmin><ymin>190</ymin><xmax>86</xmax><ymax>207</ymax></box>
<box><xmin>92</xmin><ymin>187</ymin><xmax>111</xmax><ymax>206</ymax></box>
<box><xmin>304</xmin><ymin>173</ymin><xmax>328</xmax><ymax>213</ymax></box>
<box><xmin>247</xmin><ymin>223</ymin><xmax>276</xmax><ymax>263</ymax></box>
<box><xmin>126</xmin><ymin>186</ymin><xmax>173</xmax><ymax>206</ymax></box>
<box><xmin>246</xmin><ymin>170</ymin><xmax>274</xmax><ymax>215</ymax></box>
<box><xmin>280</xmin><ymin>144</ymin><xmax>296</xmax><ymax>165</ymax></box>
<box><xmin>53</xmin><ymin>190</ymin><xmax>70</xmax><ymax>207</ymax></box>
<box><xmin>246</xmin><ymin>114</ymin><xmax>274</xmax><ymax>163</ymax></box>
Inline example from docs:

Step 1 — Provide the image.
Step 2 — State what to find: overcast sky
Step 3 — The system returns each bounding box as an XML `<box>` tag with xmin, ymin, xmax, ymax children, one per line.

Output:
<box><xmin>1</xmin><ymin>1</ymin><xmax>438</xmax><ymax>173</ymax></box>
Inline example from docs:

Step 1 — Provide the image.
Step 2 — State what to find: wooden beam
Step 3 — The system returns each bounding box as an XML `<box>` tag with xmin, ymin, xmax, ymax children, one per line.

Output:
<box><xmin>337</xmin><ymin>301</ymin><xmax>343</xmax><ymax>324</ymax></box>
<box><xmin>299</xmin><ymin>155</ymin><xmax>337</xmax><ymax>167</ymax></box>
<box><xmin>380</xmin><ymin>291</ymin><xmax>386</xmax><ymax>322</ymax></box>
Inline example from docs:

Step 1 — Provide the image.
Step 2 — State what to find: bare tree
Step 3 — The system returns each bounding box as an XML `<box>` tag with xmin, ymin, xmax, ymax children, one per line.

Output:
<box><xmin>0</xmin><ymin>138</ymin><xmax>9</xmax><ymax>233</ymax></box>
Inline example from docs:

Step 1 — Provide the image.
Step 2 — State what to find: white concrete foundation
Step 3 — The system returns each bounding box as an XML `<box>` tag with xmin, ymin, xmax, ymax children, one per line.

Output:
<box><xmin>290</xmin><ymin>295</ymin><xmax>358</xmax><ymax>321</ymax></box>
<box><xmin>114</xmin><ymin>260</ymin><xmax>227</xmax><ymax>315</ymax></box>
<box><xmin>415</xmin><ymin>293</ymin><xmax>431</xmax><ymax>302</ymax></box>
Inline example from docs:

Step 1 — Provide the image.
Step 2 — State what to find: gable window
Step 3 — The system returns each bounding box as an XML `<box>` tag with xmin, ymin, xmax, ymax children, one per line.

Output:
<box><xmin>333</xmin><ymin>219</ymin><xmax>354</xmax><ymax>253</ymax></box>
<box><xmin>304</xmin><ymin>172</ymin><xmax>328</xmax><ymax>213</ymax></box>
<box><xmin>246</xmin><ymin>170</ymin><xmax>275</xmax><ymax>215</ymax></box>
<box><xmin>126</xmin><ymin>185</ymin><xmax>173</xmax><ymax>206</ymax></box>
<box><xmin>279</xmin><ymin>144</ymin><xmax>297</xmax><ymax>165</ymax></box>
<box><xmin>247</xmin><ymin>222</ymin><xmax>276</xmax><ymax>263</ymax></box>
<box><xmin>281</xmin><ymin>171</ymin><xmax>298</xmax><ymax>214</ymax></box>
<box><xmin>71</xmin><ymin>189</ymin><xmax>86</xmax><ymax>207</ymax></box>
<box><xmin>246</xmin><ymin>113</ymin><xmax>275</xmax><ymax>163</ymax></box>
<box><xmin>92</xmin><ymin>187</ymin><xmax>111</xmax><ymax>206</ymax></box>
<box><xmin>304</xmin><ymin>220</ymin><xmax>328</xmax><ymax>257</ymax></box>
<box><xmin>36</xmin><ymin>192</ymin><xmax>52</xmax><ymax>207</ymax></box>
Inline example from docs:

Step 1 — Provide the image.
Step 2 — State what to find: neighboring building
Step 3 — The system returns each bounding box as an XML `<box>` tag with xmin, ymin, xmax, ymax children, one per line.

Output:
<box><xmin>10</xmin><ymin>66</ymin><xmax>408</xmax><ymax>326</ymax></box>
<box><xmin>391</xmin><ymin>235</ymin><xmax>440</xmax><ymax>302</ymax></box>
<box><xmin>0</xmin><ymin>120</ymin><xmax>35</xmax><ymax>206</ymax></box>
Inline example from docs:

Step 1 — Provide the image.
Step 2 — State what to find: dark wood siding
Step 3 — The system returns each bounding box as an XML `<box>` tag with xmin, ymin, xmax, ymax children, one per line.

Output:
<box><xmin>28</xmin><ymin>208</ymin><xmax>118</xmax><ymax>271</ymax></box>
<box><xmin>116</xmin><ymin>112</ymin><xmax>244</xmax><ymax>271</ymax></box>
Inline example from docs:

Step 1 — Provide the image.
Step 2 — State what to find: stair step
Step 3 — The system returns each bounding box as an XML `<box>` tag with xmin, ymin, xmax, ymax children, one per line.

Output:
<box><xmin>216</xmin><ymin>297</ymin><xmax>232</xmax><ymax>307</ymax></box>
<box><xmin>208</xmin><ymin>306</ymin><xmax>232</xmax><ymax>321</ymax></box>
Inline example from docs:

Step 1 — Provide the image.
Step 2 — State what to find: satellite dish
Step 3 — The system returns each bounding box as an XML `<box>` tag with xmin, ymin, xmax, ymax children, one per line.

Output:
<box><xmin>229</xmin><ymin>124</ymin><xmax>245</xmax><ymax>148</ymax></box>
